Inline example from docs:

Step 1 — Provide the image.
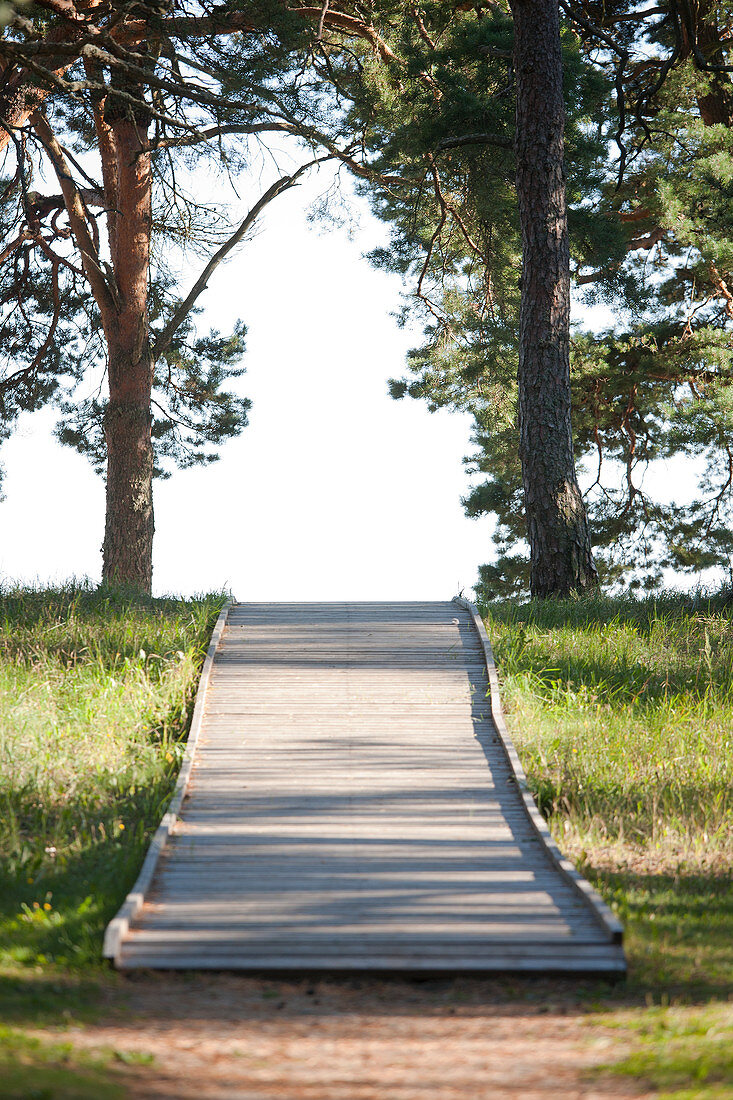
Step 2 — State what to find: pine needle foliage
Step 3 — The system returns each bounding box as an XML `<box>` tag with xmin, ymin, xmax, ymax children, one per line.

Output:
<box><xmin>337</xmin><ymin>2</ymin><xmax>733</xmax><ymax>596</ymax></box>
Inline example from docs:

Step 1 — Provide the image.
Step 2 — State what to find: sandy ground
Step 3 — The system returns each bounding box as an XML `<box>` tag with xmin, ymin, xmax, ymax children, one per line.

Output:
<box><xmin>56</xmin><ymin>973</ymin><xmax>651</xmax><ymax>1100</ymax></box>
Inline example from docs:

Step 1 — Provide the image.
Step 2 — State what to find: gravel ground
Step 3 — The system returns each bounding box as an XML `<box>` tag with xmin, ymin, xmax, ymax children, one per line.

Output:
<box><xmin>57</xmin><ymin>973</ymin><xmax>650</xmax><ymax>1099</ymax></box>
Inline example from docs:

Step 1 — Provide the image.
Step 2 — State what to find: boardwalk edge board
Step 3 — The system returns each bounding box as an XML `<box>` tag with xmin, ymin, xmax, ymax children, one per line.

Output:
<box><xmin>453</xmin><ymin>596</ymin><xmax>625</xmax><ymax>948</ymax></box>
<box><xmin>102</xmin><ymin>600</ymin><xmax>233</xmax><ymax>963</ymax></box>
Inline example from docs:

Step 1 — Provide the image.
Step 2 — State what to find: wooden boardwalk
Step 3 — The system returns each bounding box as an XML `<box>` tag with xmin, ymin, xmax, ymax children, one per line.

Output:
<box><xmin>105</xmin><ymin>601</ymin><xmax>625</xmax><ymax>975</ymax></box>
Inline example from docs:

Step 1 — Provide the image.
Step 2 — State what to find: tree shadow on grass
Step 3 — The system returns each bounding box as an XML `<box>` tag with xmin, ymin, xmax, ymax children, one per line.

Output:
<box><xmin>0</xmin><ymin>777</ymin><xmax>176</xmax><ymax>1020</ymax></box>
<box><xmin>582</xmin><ymin>864</ymin><xmax>733</xmax><ymax>1004</ymax></box>
<box><xmin>501</xmin><ymin>648</ymin><xmax>721</xmax><ymax>706</ymax></box>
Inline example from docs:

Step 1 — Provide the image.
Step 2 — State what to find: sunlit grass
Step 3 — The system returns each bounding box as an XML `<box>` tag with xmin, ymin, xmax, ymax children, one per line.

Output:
<box><xmin>484</xmin><ymin>592</ymin><xmax>733</xmax><ymax>870</ymax></box>
<box><xmin>0</xmin><ymin>583</ymin><xmax>226</xmax><ymax>971</ymax></box>
<box><xmin>482</xmin><ymin>591</ymin><xmax>733</xmax><ymax>1098</ymax></box>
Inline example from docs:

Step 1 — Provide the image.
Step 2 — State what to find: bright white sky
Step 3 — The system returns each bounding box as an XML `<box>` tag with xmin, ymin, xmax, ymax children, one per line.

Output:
<box><xmin>0</xmin><ymin>163</ymin><xmax>492</xmax><ymax>600</ymax></box>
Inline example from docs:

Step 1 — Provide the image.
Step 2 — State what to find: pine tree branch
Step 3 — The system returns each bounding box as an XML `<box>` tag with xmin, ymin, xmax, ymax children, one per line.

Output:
<box><xmin>574</xmin><ymin>225</ymin><xmax>666</xmax><ymax>283</ymax></box>
<box><xmin>437</xmin><ymin>132</ymin><xmax>512</xmax><ymax>152</ymax></box>
<box><xmin>619</xmin><ymin>207</ymin><xmax>655</xmax><ymax>223</ymax></box>
<box><xmin>5</xmin><ymin>50</ymin><xmax>203</xmax><ymax>135</ymax></box>
<box><xmin>709</xmin><ymin>263</ymin><xmax>733</xmax><ymax>319</ymax></box>
<box><xmin>628</xmin><ymin>226</ymin><xmax>666</xmax><ymax>251</ymax></box>
<box><xmin>598</xmin><ymin>7</ymin><xmax>666</xmax><ymax>22</ymax></box>
<box><xmin>30</xmin><ymin>109</ymin><xmax>115</xmax><ymax>319</ymax></box>
<box><xmin>0</xmin><ymin>231</ymin><xmax>31</xmax><ymax>267</ymax></box>
<box><xmin>26</xmin><ymin>0</ymin><xmax>87</xmax><ymax>21</ymax></box>
<box><xmin>290</xmin><ymin>6</ymin><xmax>399</xmax><ymax>63</ymax></box>
<box><xmin>671</xmin><ymin>0</ymin><xmax>733</xmax><ymax>73</ymax></box>
<box><xmin>26</xmin><ymin>187</ymin><xmax>105</xmax><ymax>218</ymax></box>
<box><xmin>408</xmin><ymin>3</ymin><xmax>437</xmax><ymax>51</ymax></box>
<box><xmin>152</xmin><ymin>156</ymin><xmax>330</xmax><ymax>360</ymax></box>
<box><xmin>0</xmin><ymin>254</ymin><xmax>60</xmax><ymax>390</ymax></box>
<box><xmin>146</xmin><ymin>122</ymin><xmax>295</xmax><ymax>151</ymax></box>
<box><xmin>145</xmin><ymin>121</ymin><xmax>411</xmax><ymax>188</ymax></box>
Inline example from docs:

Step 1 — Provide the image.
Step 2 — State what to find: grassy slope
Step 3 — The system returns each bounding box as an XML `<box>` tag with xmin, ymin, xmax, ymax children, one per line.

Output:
<box><xmin>483</xmin><ymin>593</ymin><xmax>733</xmax><ymax>1098</ymax></box>
<box><xmin>0</xmin><ymin>584</ymin><xmax>226</xmax><ymax>1098</ymax></box>
<box><xmin>1</xmin><ymin>587</ymin><xmax>731</xmax><ymax>1098</ymax></box>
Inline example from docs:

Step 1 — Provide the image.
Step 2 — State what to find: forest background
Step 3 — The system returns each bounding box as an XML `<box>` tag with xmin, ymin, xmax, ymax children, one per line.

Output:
<box><xmin>0</xmin><ymin>1</ymin><xmax>731</xmax><ymax>598</ymax></box>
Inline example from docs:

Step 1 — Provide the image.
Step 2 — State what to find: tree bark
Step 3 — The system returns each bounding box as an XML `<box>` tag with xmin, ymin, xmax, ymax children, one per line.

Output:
<box><xmin>511</xmin><ymin>0</ymin><xmax>597</xmax><ymax>597</ymax></box>
<box><xmin>102</xmin><ymin>343</ymin><xmax>154</xmax><ymax>594</ymax></box>
<box><xmin>682</xmin><ymin>0</ymin><xmax>733</xmax><ymax>128</ymax></box>
<box><xmin>100</xmin><ymin>103</ymin><xmax>155</xmax><ymax>593</ymax></box>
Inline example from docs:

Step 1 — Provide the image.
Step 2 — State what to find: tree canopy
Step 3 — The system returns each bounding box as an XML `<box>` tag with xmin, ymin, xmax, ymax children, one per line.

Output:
<box><xmin>351</xmin><ymin>1</ymin><xmax>733</xmax><ymax>597</ymax></box>
<box><xmin>1</xmin><ymin>0</ymin><xmax>731</xmax><ymax>596</ymax></box>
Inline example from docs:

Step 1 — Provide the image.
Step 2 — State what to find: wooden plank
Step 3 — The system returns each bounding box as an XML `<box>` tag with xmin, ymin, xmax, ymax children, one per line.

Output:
<box><xmin>116</xmin><ymin>947</ymin><xmax>627</xmax><ymax>975</ymax></box>
<box><xmin>140</xmin><ymin>895</ymin><xmax>587</xmax><ymax>910</ymax></box>
<box><xmin>107</xmin><ymin>600</ymin><xmax>625</xmax><ymax>975</ymax></box>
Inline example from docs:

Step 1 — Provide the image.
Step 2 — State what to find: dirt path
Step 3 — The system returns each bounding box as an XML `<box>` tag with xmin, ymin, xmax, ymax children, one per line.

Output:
<box><xmin>58</xmin><ymin>974</ymin><xmax>649</xmax><ymax>1099</ymax></box>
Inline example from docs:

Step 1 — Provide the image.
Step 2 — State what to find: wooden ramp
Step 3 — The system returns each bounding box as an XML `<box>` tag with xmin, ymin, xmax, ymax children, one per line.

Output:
<box><xmin>105</xmin><ymin>601</ymin><xmax>625</xmax><ymax>975</ymax></box>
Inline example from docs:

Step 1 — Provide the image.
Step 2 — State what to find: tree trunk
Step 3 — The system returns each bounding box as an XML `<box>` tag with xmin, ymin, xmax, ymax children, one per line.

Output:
<box><xmin>686</xmin><ymin>1</ymin><xmax>733</xmax><ymax>128</ymax></box>
<box><xmin>511</xmin><ymin>0</ymin><xmax>597</xmax><ymax>597</ymax></box>
<box><xmin>102</xmin><ymin>347</ymin><xmax>155</xmax><ymax>592</ymax></box>
<box><xmin>32</xmin><ymin>98</ymin><xmax>156</xmax><ymax>593</ymax></box>
<box><xmin>100</xmin><ymin>107</ymin><xmax>155</xmax><ymax>593</ymax></box>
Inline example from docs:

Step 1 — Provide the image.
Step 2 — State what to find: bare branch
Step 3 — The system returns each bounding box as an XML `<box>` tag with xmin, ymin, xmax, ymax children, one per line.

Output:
<box><xmin>0</xmin><ymin>231</ymin><xmax>31</xmax><ymax>267</ymax></box>
<box><xmin>153</xmin><ymin>156</ymin><xmax>331</xmax><ymax>360</ymax></box>
<box><xmin>437</xmin><ymin>132</ymin><xmax>512</xmax><ymax>152</ymax></box>
<box><xmin>709</xmin><ymin>263</ymin><xmax>733</xmax><ymax>319</ymax></box>
<box><xmin>26</xmin><ymin>187</ymin><xmax>105</xmax><ymax>218</ymax></box>
<box><xmin>31</xmin><ymin>110</ymin><xmax>115</xmax><ymax>319</ymax></box>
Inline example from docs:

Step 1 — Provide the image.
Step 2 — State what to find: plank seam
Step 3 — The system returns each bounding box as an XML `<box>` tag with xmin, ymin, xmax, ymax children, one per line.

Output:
<box><xmin>453</xmin><ymin>596</ymin><xmax>625</xmax><ymax>948</ymax></box>
<box><xmin>102</xmin><ymin>600</ymin><xmax>233</xmax><ymax>963</ymax></box>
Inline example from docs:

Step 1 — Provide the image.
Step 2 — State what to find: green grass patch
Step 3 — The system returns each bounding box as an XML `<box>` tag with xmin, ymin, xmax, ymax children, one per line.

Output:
<box><xmin>482</xmin><ymin>591</ymin><xmax>733</xmax><ymax>1097</ymax></box>
<box><xmin>484</xmin><ymin>591</ymin><xmax>733</xmax><ymax>870</ymax></box>
<box><xmin>594</xmin><ymin>1004</ymin><xmax>733</xmax><ymax>1099</ymax></box>
<box><xmin>0</xmin><ymin>583</ymin><xmax>225</xmax><ymax>1092</ymax></box>
<box><xmin>0</xmin><ymin>583</ymin><xmax>225</xmax><ymax>970</ymax></box>
<box><xmin>0</xmin><ymin>1025</ymin><xmax>132</xmax><ymax>1099</ymax></box>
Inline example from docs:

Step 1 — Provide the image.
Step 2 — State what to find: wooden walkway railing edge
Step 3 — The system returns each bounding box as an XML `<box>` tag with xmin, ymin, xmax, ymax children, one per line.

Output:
<box><xmin>453</xmin><ymin>596</ymin><xmax>624</xmax><ymax>946</ymax></box>
<box><xmin>103</xmin><ymin>600</ymin><xmax>233</xmax><ymax>963</ymax></box>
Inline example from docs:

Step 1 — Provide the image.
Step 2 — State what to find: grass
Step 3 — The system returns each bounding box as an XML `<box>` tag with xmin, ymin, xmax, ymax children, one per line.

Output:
<box><xmin>593</xmin><ymin>1004</ymin><xmax>733</xmax><ymax>1098</ymax></box>
<box><xmin>482</xmin><ymin>591</ymin><xmax>733</xmax><ymax>1097</ymax></box>
<box><xmin>0</xmin><ymin>1025</ymin><xmax>134</xmax><ymax>1099</ymax></box>
<box><xmin>0</xmin><ymin>582</ymin><xmax>226</xmax><ymax>1095</ymax></box>
<box><xmin>485</xmin><ymin>592</ymin><xmax>733</xmax><ymax>868</ymax></box>
<box><xmin>1</xmin><ymin>584</ymin><xmax>731</xmax><ymax>1098</ymax></box>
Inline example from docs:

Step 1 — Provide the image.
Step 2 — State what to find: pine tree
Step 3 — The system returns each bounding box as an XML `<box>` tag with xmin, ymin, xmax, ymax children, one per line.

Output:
<box><xmin>357</xmin><ymin>2</ymin><xmax>733</xmax><ymax>598</ymax></box>
<box><xmin>0</xmin><ymin>1</ymin><xmax>387</xmax><ymax>591</ymax></box>
<box><xmin>331</xmin><ymin>3</ymin><xmax>613</xmax><ymax>595</ymax></box>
